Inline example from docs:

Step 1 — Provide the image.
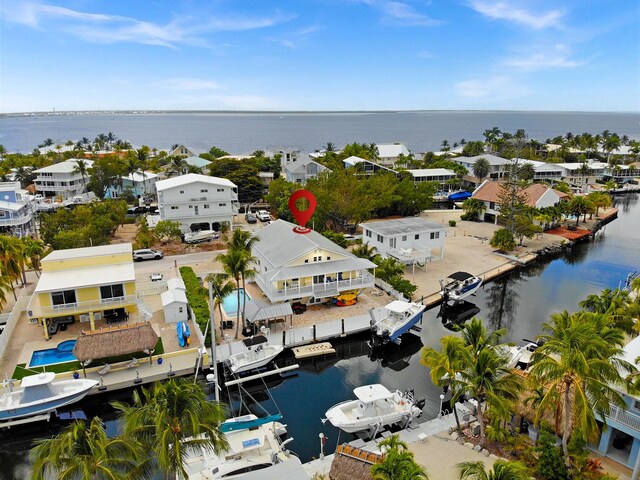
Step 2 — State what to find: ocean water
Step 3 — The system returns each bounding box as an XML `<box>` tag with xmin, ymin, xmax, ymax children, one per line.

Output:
<box><xmin>1</xmin><ymin>111</ymin><xmax>639</xmax><ymax>154</ymax></box>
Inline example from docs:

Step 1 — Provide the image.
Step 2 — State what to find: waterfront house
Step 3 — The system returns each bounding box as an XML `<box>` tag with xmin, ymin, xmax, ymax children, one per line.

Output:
<box><xmin>452</xmin><ymin>154</ymin><xmax>510</xmax><ymax>179</ymax></box>
<box><xmin>252</xmin><ymin>220</ymin><xmax>376</xmax><ymax>304</ymax></box>
<box><xmin>0</xmin><ymin>181</ymin><xmax>35</xmax><ymax>238</ymax></box>
<box><xmin>360</xmin><ymin>217</ymin><xmax>446</xmax><ymax>267</ymax></box>
<box><xmin>471</xmin><ymin>180</ymin><xmax>569</xmax><ymax>223</ymax></box>
<box><xmin>517</xmin><ymin>159</ymin><xmax>564</xmax><ymax>182</ymax></box>
<box><xmin>183</xmin><ymin>156</ymin><xmax>212</xmax><ymax>173</ymax></box>
<box><xmin>406</xmin><ymin>168</ymin><xmax>457</xmax><ymax>189</ymax></box>
<box><xmin>33</xmin><ymin>159</ymin><xmax>94</xmax><ymax>199</ymax></box>
<box><xmin>27</xmin><ymin>243</ymin><xmax>139</xmax><ymax>340</ymax></box>
<box><xmin>376</xmin><ymin>143</ymin><xmax>411</xmax><ymax>167</ymax></box>
<box><xmin>284</xmin><ymin>156</ymin><xmax>330</xmax><ymax>184</ymax></box>
<box><xmin>168</xmin><ymin>145</ymin><xmax>196</xmax><ymax>157</ymax></box>
<box><xmin>156</xmin><ymin>173</ymin><xmax>238</xmax><ymax>233</ymax></box>
<box><xmin>105</xmin><ymin>171</ymin><xmax>158</xmax><ymax>200</ymax></box>
<box><xmin>270</xmin><ymin>146</ymin><xmax>307</xmax><ymax>172</ymax></box>
<box><xmin>555</xmin><ymin>162</ymin><xmax>608</xmax><ymax>192</ymax></box>
<box><xmin>343</xmin><ymin>156</ymin><xmax>398</xmax><ymax>176</ymax></box>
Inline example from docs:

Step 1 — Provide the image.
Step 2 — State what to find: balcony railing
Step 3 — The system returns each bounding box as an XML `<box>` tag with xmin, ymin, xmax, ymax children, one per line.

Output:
<box><xmin>28</xmin><ymin>295</ymin><xmax>139</xmax><ymax>318</ymax></box>
<box><xmin>606</xmin><ymin>404</ymin><xmax>640</xmax><ymax>433</ymax></box>
<box><xmin>0</xmin><ymin>213</ymin><xmax>32</xmax><ymax>227</ymax></box>
<box><xmin>254</xmin><ymin>271</ymin><xmax>375</xmax><ymax>302</ymax></box>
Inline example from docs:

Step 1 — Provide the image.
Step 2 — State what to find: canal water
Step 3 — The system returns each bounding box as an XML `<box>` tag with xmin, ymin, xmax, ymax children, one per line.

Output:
<box><xmin>1</xmin><ymin>193</ymin><xmax>638</xmax><ymax>477</ymax></box>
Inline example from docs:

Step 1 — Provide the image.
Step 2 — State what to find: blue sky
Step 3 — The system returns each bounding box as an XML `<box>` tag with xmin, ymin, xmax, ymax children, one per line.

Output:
<box><xmin>1</xmin><ymin>0</ymin><xmax>638</xmax><ymax>113</ymax></box>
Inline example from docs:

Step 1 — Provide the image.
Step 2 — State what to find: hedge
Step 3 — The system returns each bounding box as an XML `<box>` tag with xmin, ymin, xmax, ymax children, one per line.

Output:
<box><xmin>179</xmin><ymin>266</ymin><xmax>212</xmax><ymax>347</ymax></box>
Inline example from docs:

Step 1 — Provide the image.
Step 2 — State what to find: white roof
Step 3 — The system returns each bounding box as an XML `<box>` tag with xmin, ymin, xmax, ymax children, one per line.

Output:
<box><xmin>377</xmin><ymin>143</ymin><xmax>410</xmax><ymax>158</ymax></box>
<box><xmin>361</xmin><ymin>217</ymin><xmax>446</xmax><ymax>236</ymax></box>
<box><xmin>354</xmin><ymin>384</ymin><xmax>393</xmax><ymax>402</ymax></box>
<box><xmin>156</xmin><ymin>173</ymin><xmax>236</xmax><ymax>191</ymax></box>
<box><xmin>406</xmin><ymin>168</ymin><xmax>456</xmax><ymax>177</ymax></box>
<box><xmin>556</xmin><ymin>162</ymin><xmax>607</xmax><ymax>171</ymax></box>
<box><xmin>43</xmin><ymin>243</ymin><xmax>132</xmax><ymax>262</ymax></box>
<box><xmin>0</xmin><ymin>200</ymin><xmax>25</xmax><ymax>212</ymax></box>
<box><xmin>34</xmin><ymin>159</ymin><xmax>94</xmax><ymax>174</ymax></box>
<box><xmin>454</xmin><ymin>154</ymin><xmax>510</xmax><ymax>166</ymax></box>
<box><xmin>386</xmin><ymin>300</ymin><xmax>414</xmax><ymax>314</ymax></box>
<box><xmin>167</xmin><ymin>278</ymin><xmax>186</xmax><ymax>291</ymax></box>
<box><xmin>161</xmin><ymin>288</ymin><xmax>188</xmax><ymax>306</ymax></box>
<box><xmin>35</xmin><ymin>263</ymin><xmax>135</xmax><ymax>293</ymax></box>
<box><xmin>343</xmin><ymin>155</ymin><xmax>367</xmax><ymax>166</ymax></box>
<box><xmin>123</xmin><ymin>171</ymin><xmax>157</xmax><ymax>182</ymax></box>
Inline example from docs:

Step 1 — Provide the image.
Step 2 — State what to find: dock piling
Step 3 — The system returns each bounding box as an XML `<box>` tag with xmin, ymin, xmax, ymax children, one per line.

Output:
<box><xmin>340</xmin><ymin>318</ymin><xmax>345</xmax><ymax>337</ymax></box>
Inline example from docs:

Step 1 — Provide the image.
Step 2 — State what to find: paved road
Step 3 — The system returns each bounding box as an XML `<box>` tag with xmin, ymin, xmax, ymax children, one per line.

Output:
<box><xmin>133</xmin><ymin>250</ymin><xmax>226</xmax><ymax>275</ymax></box>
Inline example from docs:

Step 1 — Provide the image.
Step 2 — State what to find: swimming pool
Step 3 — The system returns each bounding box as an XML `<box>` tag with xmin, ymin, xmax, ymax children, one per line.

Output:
<box><xmin>221</xmin><ymin>289</ymin><xmax>251</xmax><ymax>317</ymax></box>
<box><xmin>29</xmin><ymin>340</ymin><xmax>78</xmax><ymax>367</ymax></box>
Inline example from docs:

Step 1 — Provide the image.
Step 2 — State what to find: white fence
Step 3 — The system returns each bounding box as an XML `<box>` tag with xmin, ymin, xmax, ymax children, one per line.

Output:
<box><xmin>374</xmin><ymin>278</ymin><xmax>409</xmax><ymax>302</ymax></box>
<box><xmin>0</xmin><ymin>296</ymin><xmax>31</xmax><ymax>360</ymax></box>
<box><xmin>137</xmin><ymin>281</ymin><xmax>168</xmax><ymax>296</ymax></box>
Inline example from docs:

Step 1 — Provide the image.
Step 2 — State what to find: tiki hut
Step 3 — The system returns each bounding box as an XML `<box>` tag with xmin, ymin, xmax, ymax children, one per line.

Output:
<box><xmin>73</xmin><ymin>322</ymin><xmax>159</xmax><ymax>365</ymax></box>
<box><xmin>328</xmin><ymin>444</ymin><xmax>383</xmax><ymax>480</ymax></box>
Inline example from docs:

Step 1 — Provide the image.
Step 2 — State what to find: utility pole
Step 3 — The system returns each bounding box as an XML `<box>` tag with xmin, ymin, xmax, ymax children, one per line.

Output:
<box><xmin>208</xmin><ymin>282</ymin><xmax>219</xmax><ymax>402</ymax></box>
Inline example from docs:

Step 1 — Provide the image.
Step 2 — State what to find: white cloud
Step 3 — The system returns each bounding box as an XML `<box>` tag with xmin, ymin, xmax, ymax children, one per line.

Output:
<box><xmin>1</xmin><ymin>1</ymin><xmax>292</xmax><ymax>48</ymax></box>
<box><xmin>356</xmin><ymin>0</ymin><xmax>442</xmax><ymax>26</ymax></box>
<box><xmin>468</xmin><ymin>1</ymin><xmax>563</xmax><ymax>29</ymax></box>
<box><xmin>266</xmin><ymin>24</ymin><xmax>321</xmax><ymax>49</ymax></box>
<box><xmin>504</xmin><ymin>53</ymin><xmax>585</xmax><ymax>70</ymax></box>
<box><xmin>455</xmin><ymin>75</ymin><xmax>529</xmax><ymax>100</ymax></box>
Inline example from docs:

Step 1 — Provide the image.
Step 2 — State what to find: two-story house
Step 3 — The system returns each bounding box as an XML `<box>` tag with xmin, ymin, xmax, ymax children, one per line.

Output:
<box><xmin>376</xmin><ymin>143</ymin><xmax>411</xmax><ymax>167</ymax></box>
<box><xmin>168</xmin><ymin>145</ymin><xmax>196</xmax><ymax>157</ymax></box>
<box><xmin>360</xmin><ymin>217</ymin><xmax>447</xmax><ymax>269</ymax></box>
<box><xmin>556</xmin><ymin>162</ymin><xmax>608</xmax><ymax>192</ymax></box>
<box><xmin>343</xmin><ymin>156</ymin><xmax>398</xmax><ymax>176</ymax></box>
<box><xmin>156</xmin><ymin>173</ymin><xmax>238</xmax><ymax>233</ymax></box>
<box><xmin>27</xmin><ymin>243</ymin><xmax>139</xmax><ymax>339</ymax></box>
<box><xmin>284</xmin><ymin>156</ymin><xmax>330</xmax><ymax>184</ymax></box>
<box><xmin>452</xmin><ymin>154</ymin><xmax>510</xmax><ymax>180</ymax></box>
<box><xmin>105</xmin><ymin>171</ymin><xmax>158</xmax><ymax>200</ymax></box>
<box><xmin>0</xmin><ymin>182</ymin><xmax>35</xmax><ymax>238</ymax></box>
<box><xmin>406</xmin><ymin>169</ymin><xmax>457</xmax><ymax>189</ymax></box>
<box><xmin>252</xmin><ymin>220</ymin><xmax>376</xmax><ymax>304</ymax></box>
<box><xmin>33</xmin><ymin>159</ymin><xmax>93</xmax><ymax>199</ymax></box>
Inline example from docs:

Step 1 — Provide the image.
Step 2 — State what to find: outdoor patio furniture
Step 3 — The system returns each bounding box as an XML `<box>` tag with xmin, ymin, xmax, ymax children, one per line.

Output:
<box><xmin>126</xmin><ymin>358</ymin><xmax>140</xmax><ymax>369</ymax></box>
<box><xmin>98</xmin><ymin>363</ymin><xmax>111</xmax><ymax>376</ymax></box>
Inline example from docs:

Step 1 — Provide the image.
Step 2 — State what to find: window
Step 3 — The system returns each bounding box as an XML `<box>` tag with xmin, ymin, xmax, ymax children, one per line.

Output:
<box><xmin>430</xmin><ymin>232</ymin><xmax>440</xmax><ymax>240</ymax></box>
<box><xmin>634</xmin><ymin>400</ymin><xmax>640</xmax><ymax>410</ymax></box>
<box><xmin>180</xmin><ymin>190</ymin><xmax>184</xmax><ymax>194</ymax></box>
<box><xmin>189</xmin><ymin>205</ymin><xmax>193</xmax><ymax>209</ymax></box>
<box><xmin>51</xmin><ymin>290</ymin><xmax>77</xmax><ymax>306</ymax></box>
<box><xmin>204</xmin><ymin>204</ymin><xmax>210</xmax><ymax>209</ymax></box>
<box><xmin>200</xmin><ymin>189</ymin><xmax>208</xmax><ymax>193</ymax></box>
<box><xmin>415</xmin><ymin>234</ymin><xmax>420</xmax><ymax>240</ymax></box>
<box><xmin>489</xmin><ymin>202</ymin><xmax>495</xmax><ymax>210</ymax></box>
<box><xmin>171</xmin><ymin>206</ymin><xmax>178</xmax><ymax>210</ymax></box>
<box><xmin>402</xmin><ymin>235</ymin><xmax>407</xmax><ymax>242</ymax></box>
<box><xmin>179</xmin><ymin>307</ymin><xmax>183</xmax><ymax>313</ymax></box>
<box><xmin>304</xmin><ymin>259</ymin><xmax>309</xmax><ymax>263</ymax></box>
<box><xmin>217</xmin><ymin>188</ymin><xmax>224</xmax><ymax>192</ymax></box>
<box><xmin>327</xmin><ymin>256</ymin><xmax>331</xmax><ymax>260</ymax></box>
<box><xmin>219</xmin><ymin>203</ymin><xmax>227</xmax><ymax>207</ymax></box>
<box><xmin>100</xmin><ymin>284</ymin><xmax>125</xmax><ymax>300</ymax></box>
<box><xmin>366</xmin><ymin>230</ymin><xmax>371</xmax><ymax>238</ymax></box>
<box><xmin>377</xmin><ymin>234</ymin><xmax>383</xmax><ymax>242</ymax></box>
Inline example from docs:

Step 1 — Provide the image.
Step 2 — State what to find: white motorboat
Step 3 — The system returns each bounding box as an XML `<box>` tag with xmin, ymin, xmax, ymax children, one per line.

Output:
<box><xmin>182</xmin><ymin>414</ymin><xmax>303</xmax><ymax>480</ymax></box>
<box><xmin>495</xmin><ymin>344</ymin><xmax>525</xmax><ymax>370</ymax></box>
<box><xmin>369</xmin><ymin>301</ymin><xmax>426</xmax><ymax>345</ymax></box>
<box><xmin>227</xmin><ymin>336</ymin><xmax>284</xmax><ymax>375</ymax></box>
<box><xmin>515</xmin><ymin>341</ymin><xmax>540</xmax><ymax>370</ymax></box>
<box><xmin>0</xmin><ymin>372</ymin><xmax>98</xmax><ymax>421</ymax></box>
<box><xmin>323</xmin><ymin>384</ymin><xmax>424</xmax><ymax>435</ymax></box>
<box><xmin>440</xmin><ymin>272</ymin><xmax>483</xmax><ymax>303</ymax></box>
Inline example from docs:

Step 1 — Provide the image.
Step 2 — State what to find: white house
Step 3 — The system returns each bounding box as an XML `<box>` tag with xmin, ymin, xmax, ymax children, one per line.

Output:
<box><xmin>343</xmin><ymin>156</ymin><xmax>398</xmax><ymax>176</ymax></box>
<box><xmin>105</xmin><ymin>171</ymin><xmax>158</xmax><ymax>200</ymax></box>
<box><xmin>284</xmin><ymin>156</ymin><xmax>330</xmax><ymax>184</ymax></box>
<box><xmin>406</xmin><ymin>169</ymin><xmax>457</xmax><ymax>189</ymax></box>
<box><xmin>252</xmin><ymin>220</ymin><xmax>376</xmax><ymax>304</ymax></box>
<box><xmin>376</xmin><ymin>143</ymin><xmax>411</xmax><ymax>167</ymax></box>
<box><xmin>360</xmin><ymin>217</ymin><xmax>447</xmax><ymax>268</ymax></box>
<box><xmin>33</xmin><ymin>159</ymin><xmax>94</xmax><ymax>199</ymax></box>
<box><xmin>517</xmin><ymin>159</ymin><xmax>564</xmax><ymax>182</ymax></box>
<box><xmin>0</xmin><ymin>182</ymin><xmax>35</xmax><ymax>238</ymax></box>
<box><xmin>161</xmin><ymin>288</ymin><xmax>188</xmax><ymax>324</ymax></box>
<box><xmin>556</xmin><ymin>162</ymin><xmax>608</xmax><ymax>192</ymax></box>
<box><xmin>156</xmin><ymin>173</ymin><xmax>238</xmax><ymax>233</ymax></box>
<box><xmin>452</xmin><ymin>154</ymin><xmax>510</xmax><ymax>179</ymax></box>
<box><xmin>269</xmin><ymin>147</ymin><xmax>306</xmax><ymax>172</ymax></box>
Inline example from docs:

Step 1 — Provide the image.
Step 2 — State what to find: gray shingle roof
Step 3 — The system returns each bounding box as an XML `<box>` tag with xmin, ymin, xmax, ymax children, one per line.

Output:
<box><xmin>361</xmin><ymin>217</ymin><xmax>446</xmax><ymax>236</ymax></box>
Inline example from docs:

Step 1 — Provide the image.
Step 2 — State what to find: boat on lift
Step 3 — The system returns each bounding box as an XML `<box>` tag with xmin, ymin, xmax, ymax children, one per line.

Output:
<box><xmin>322</xmin><ymin>384</ymin><xmax>424</xmax><ymax>436</ymax></box>
<box><xmin>0</xmin><ymin>373</ymin><xmax>97</xmax><ymax>422</ymax></box>
<box><xmin>226</xmin><ymin>336</ymin><xmax>284</xmax><ymax>375</ymax></box>
<box><xmin>369</xmin><ymin>300</ymin><xmax>426</xmax><ymax>345</ymax></box>
<box><xmin>440</xmin><ymin>272</ymin><xmax>483</xmax><ymax>303</ymax></box>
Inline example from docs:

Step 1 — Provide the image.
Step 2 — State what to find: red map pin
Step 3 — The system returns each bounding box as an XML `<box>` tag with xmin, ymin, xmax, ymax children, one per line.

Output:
<box><xmin>288</xmin><ymin>189</ymin><xmax>317</xmax><ymax>234</ymax></box>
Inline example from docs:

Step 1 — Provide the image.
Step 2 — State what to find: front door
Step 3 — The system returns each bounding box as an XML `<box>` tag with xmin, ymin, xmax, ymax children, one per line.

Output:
<box><xmin>313</xmin><ymin>274</ymin><xmax>325</xmax><ymax>284</ymax></box>
<box><xmin>194</xmin><ymin>205</ymin><xmax>199</xmax><ymax>216</ymax></box>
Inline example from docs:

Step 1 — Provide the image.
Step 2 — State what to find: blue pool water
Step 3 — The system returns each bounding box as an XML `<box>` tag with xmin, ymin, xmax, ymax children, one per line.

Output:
<box><xmin>29</xmin><ymin>340</ymin><xmax>78</xmax><ymax>367</ymax></box>
<box><xmin>222</xmin><ymin>288</ymin><xmax>251</xmax><ymax>316</ymax></box>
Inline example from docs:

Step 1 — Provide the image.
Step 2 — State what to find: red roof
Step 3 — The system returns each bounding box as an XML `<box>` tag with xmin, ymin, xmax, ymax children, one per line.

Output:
<box><xmin>472</xmin><ymin>181</ymin><xmax>569</xmax><ymax>207</ymax></box>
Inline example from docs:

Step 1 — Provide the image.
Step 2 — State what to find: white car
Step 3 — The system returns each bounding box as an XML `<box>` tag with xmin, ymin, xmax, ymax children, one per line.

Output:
<box><xmin>133</xmin><ymin>249</ymin><xmax>164</xmax><ymax>261</ymax></box>
<box><xmin>256</xmin><ymin>210</ymin><xmax>271</xmax><ymax>222</ymax></box>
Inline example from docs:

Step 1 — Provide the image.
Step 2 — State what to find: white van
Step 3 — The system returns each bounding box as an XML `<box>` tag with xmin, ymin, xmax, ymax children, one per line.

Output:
<box><xmin>256</xmin><ymin>210</ymin><xmax>271</xmax><ymax>222</ymax></box>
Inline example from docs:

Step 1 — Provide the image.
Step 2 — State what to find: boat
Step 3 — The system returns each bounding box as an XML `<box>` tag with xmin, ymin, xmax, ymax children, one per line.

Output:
<box><xmin>292</xmin><ymin>342</ymin><xmax>335</xmax><ymax>359</ymax></box>
<box><xmin>440</xmin><ymin>272</ymin><xmax>483</xmax><ymax>303</ymax></box>
<box><xmin>182</xmin><ymin>414</ymin><xmax>303</xmax><ymax>480</ymax></box>
<box><xmin>227</xmin><ymin>336</ymin><xmax>284</xmax><ymax>375</ymax></box>
<box><xmin>515</xmin><ymin>340</ymin><xmax>540</xmax><ymax>371</ymax></box>
<box><xmin>369</xmin><ymin>300</ymin><xmax>426</xmax><ymax>345</ymax></box>
<box><xmin>0</xmin><ymin>373</ymin><xmax>98</xmax><ymax>422</ymax></box>
<box><xmin>177</xmin><ymin>321</ymin><xmax>191</xmax><ymax>347</ymax></box>
<box><xmin>438</xmin><ymin>300</ymin><xmax>481</xmax><ymax>330</ymax></box>
<box><xmin>322</xmin><ymin>384</ymin><xmax>424</xmax><ymax>435</ymax></box>
<box><xmin>183</xmin><ymin>230</ymin><xmax>219</xmax><ymax>244</ymax></box>
<box><xmin>448</xmin><ymin>190</ymin><xmax>472</xmax><ymax>201</ymax></box>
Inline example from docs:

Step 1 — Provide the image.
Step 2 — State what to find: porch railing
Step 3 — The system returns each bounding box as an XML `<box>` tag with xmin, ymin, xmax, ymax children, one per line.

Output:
<box><xmin>28</xmin><ymin>295</ymin><xmax>139</xmax><ymax>318</ymax></box>
<box><xmin>606</xmin><ymin>404</ymin><xmax>640</xmax><ymax>433</ymax></box>
<box><xmin>255</xmin><ymin>271</ymin><xmax>375</xmax><ymax>302</ymax></box>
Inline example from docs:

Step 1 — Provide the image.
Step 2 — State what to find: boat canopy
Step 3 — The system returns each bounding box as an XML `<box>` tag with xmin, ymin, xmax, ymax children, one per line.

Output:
<box><xmin>385</xmin><ymin>301</ymin><xmax>413</xmax><ymax>314</ymax></box>
<box><xmin>448</xmin><ymin>271</ymin><xmax>475</xmax><ymax>281</ymax></box>
<box><xmin>242</xmin><ymin>335</ymin><xmax>269</xmax><ymax>348</ymax></box>
<box><xmin>354</xmin><ymin>384</ymin><xmax>393</xmax><ymax>402</ymax></box>
<box><xmin>20</xmin><ymin>372</ymin><xmax>55</xmax><ymax>388</ymax></box>
<box><xmin>220</xmin><ymin>413</ymin><xmax>283</xmax><ymax>433</ymax></box>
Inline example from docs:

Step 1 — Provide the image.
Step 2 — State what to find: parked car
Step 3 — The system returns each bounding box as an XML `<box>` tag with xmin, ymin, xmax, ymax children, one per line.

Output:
<box><xmin>183</xmin><ymin>230</ymin><xmax>219</xmax><ymax>244</ymax></box>
<box><xmin>292</xmin><ymin>302</ymin><xmax>307</xmax><ymax>315</ymax></box>
<box><xmin>245</xmin><ymin>213</ymin><xmax>257</xmax><ymax>224</ymax></box>
<box><xmin>256</xmin><ymin>210</ymin><xmax>271</xmax><ymax>222</ymax></box>
<box><xmin>133</xmin><ymin>249</ymin><xmax>164</xmax><ymax>261</ymax></box>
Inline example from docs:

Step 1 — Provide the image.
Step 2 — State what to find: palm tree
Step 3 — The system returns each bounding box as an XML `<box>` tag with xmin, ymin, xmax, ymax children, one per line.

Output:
<box><xmin>352</xmin><ymin>241</ymin><xmax>378</xmax><ymax>261</ymax></box>
<box><xmin>458</xmin><ymin>460</ymin><xmax>529</xmax><ymax>480</ymax></box>
<box><xmin>529</xmin><ymin>311</ymin><xmax>634</xmax><ymax>456</ymax></box>
<box><xmin>31</xmin><ymin>417</ymin><xmax>147</xmax><ymax>480</ymax></box>
<box><xmin>22</xmin><ymin>237</ymin><xmax>45</xmax><ymax>277</ymax></box>
<box><xmin>167</xmin><ymin>157</ymin><xmax>187</xmax><ymax>177</ymax></box>
<box><xmin>568</xmin><ymin>195</ymin><xmax>591</xmax><ymax>226</ymax></box>
<box><xmin>586</xmin><ymin>191</ymin><xmax>611</xmax><ymax>217</ymax></box>
<box><xmin>13</xmin><ymin>166</ymin><xmax>34</xmax><ymax>188</ymax></box>
<box><xmin>324</xmin><ymin>142</ymin><xmax>336</xmax><ymax>153</ymax></box>
<box><xmin>472</xmin><ymin>158</ymin><xmax>491</xmax><ymax>181</ymax></box>
<box><xmin>72</xmin><ymin>159</ymin><xmax>90</xmax><ymax>190</ymax></box>
<box><xmin>219</xmin><ymin>248</ymin><xmax>247</xmax><ymax>339</ymax></box>
<box><xmin>114</xmin><ymin>378</ymin><xmax>228</xmax><ymax>480</ymax></box>
<box><xmin>135</xmin><ymin>147</ymin><xmax>150</xmax><ymax>196</ymax></box>
<box><xmin>205</xmin><ymin>273</ymin><xmax>235</xmax><ymax>336</ymax></box>
<box><xmin>0</xmin><ymin>235</ymin><xmax>23</xmax><ymax>299</ymax></box>
<box><xmin>371</xmin><ymin>434</ymin><xmax>428</xmax><ymax>480</ymax></box>
<box><xmin>227</xmin><ymin>230</ymin><xmax>258</xmax><ymax>328</ymax></box>
<box><xmin>374</xmin><ymin>257</ymin><xmax>404</xmax><ymax>282</ymax></box>
<box><xmin>0</xmin><ymin>274</ymin><xmax>11</xmax><ymax>310</ymax></box>
<box><xmin>462</xmin><ymin>198</ymin><xmax>487</xmax><ymax>221</ymax></box>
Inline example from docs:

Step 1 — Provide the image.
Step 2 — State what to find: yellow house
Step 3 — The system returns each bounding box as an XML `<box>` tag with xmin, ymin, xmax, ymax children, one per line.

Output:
<box><xmin>27</xmin><ymin>243</ymin><xmax>139</xmax><ymax>339</ymax></box>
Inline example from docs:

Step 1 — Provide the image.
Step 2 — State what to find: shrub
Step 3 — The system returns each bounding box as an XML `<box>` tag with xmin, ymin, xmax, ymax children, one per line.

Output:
<box><xmin>535</xmin><ymin>428</ymin><xmax>568</xmax><ymax>480</ymax></box>
<box><xmin>449</xmin><ymin>220</ymin><xmax>457</xmax><ymax>227</ymax></box>
<box><xmin>490</xmin><ymin>228</ymin><xmax>516</xmax><ymax>252</ymax></box>
<box><xmin>180</xmin><ymin>266</ymin><xmax>211</xmax><ymax>347</ymax></box>
<box><xmin>388</xmin><ymin>275</ymin><xmax>417</xmax><ymax>300</ymax></box>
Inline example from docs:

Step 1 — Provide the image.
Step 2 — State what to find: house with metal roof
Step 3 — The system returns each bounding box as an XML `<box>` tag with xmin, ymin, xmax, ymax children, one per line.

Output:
<box><xmin>183</xmin><ymin>156</ymin><xmax>212</xmax><ymax>173</ymax></box>
<box><xmin>284</xmin><ymin>156</ymin><xmax>330</xmax><ymax>184</ymax></box>
<box><xmin>406</xmin><ymin>168</ymin><xmax>457</xmax><ymax>188</ymax></box>
<box><xmin>343</xmin><ymin>156</ymin><xmax>398</xmax><ymax>176</ymax></box>
<box><xmin>156</xmin><ymin>173</ymin><xmax>239</xmax><ymax>233</ymax></box>
<box><xmin>0</xmin><ymin>181</ymin><xmax>35</xmax><ymax>238</ymax></box>
<box><xmin>251</xmin><ymin>220</ymin><xmax>376</xmax><ymax>303</ymax></box>
<box><xmin>105</xmin><ymin>171</ymin><xmax>158</xmax><ymax>200</ymax></box>
<box><xmin>555</xmin><ymin>162</ymin><xmax>608</xmax><ymax>192</ymax></box>
<box><xmin>33</xmin><ymin>159</ymin><xmax>94</xmax><ymax>199</ymax></box>
<box><xmin>360</xmin><ymin>217</ymin><xmax>447</xmax><ymax>268</ymax></box>
<box><xmin>452</xmin><ymin>154</ymin><xmax>510</xmax><ymax>179</ymax></box>
<box><xmin>376</xmin><ymin>143</ymin><xmax>411</xmax><ymax>167</ymax></box>
<box><xmin>168</xmin><ymin>145</ymin><xmax>197</xmax><ymax>157</ymax></box>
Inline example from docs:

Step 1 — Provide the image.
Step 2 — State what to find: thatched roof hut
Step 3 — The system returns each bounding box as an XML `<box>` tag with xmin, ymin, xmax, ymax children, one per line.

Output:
<box><xmin>73</xmin><ymin>322</ymin><xmax>159</xmax><ymax>362</ymax></box>
<box><xmin>328</xmin><ymin>444</ymin><xmax>382</xmax><ymax>480</ymax></box>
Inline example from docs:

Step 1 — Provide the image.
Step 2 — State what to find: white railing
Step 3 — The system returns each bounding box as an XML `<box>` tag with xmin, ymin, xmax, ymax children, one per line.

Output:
<box><xmin>137</xmin><ymin>281</ymin><xmax>168</xmax><ymax>296</ymax></box>
<box><xmin>28</xmin><ymin>295</ymin><xmax>139</xmax><ymax>317</ymax></box>
<box><xmin>0</xmin><ymin>296</ymin><xmax>31</xmax><ymax>359</ymax></box>
<box><xmin>606</xmin><ymin>404</ymin><xmax>640</xmax><ymax>432</ymax></box>
<box><xmin>0</xmin><ymin>213</ymin><xmax>32</xmax><ymax>227</ymax></box>
<box><xmin>255</xmin><ymin>271</ymin><xmax>375</xmax><ymax>302</ymax></box>
<box><xmin>374</xmin><ymin>278</ymin><xmax>409</xmax><ymax>302</ymax></box>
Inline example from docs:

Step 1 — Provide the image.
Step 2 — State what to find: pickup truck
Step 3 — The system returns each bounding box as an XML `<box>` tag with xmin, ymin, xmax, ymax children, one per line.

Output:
<box><xmin>256</xmin><ymin>210</ymin><xmax>271</xmax><ymax>222</ymax></box>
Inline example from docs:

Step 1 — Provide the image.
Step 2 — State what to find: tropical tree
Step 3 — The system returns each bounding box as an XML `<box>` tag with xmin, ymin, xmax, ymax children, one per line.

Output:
<box><xmin>586</xmin><ymin>191</ymin><xmax>611</xmax><ymax>217</ymax></box>
<box><xmin>568</xmin><ymin>195</ymin><xmax>591</xmax><ymax>225</ymax></box>
<box><xmin>167</xmin><ymin>157</ymin><xmax>187</xmax><ymax>177</ymax></box>
<box><xmin>73</xmin><ymin>159</ymin><xmax>90</xmax><ymax>190</ymax></box>
<box><xmin>371</xmin><ymin>434</ymin><xmax>428</xmax><ymax>480</ymax></box>
<box><xmin>0</xmin><ymin>235</ymin><xmax>24</xmax><ymax>298</ymax></box>
<box><xmin>324</xmin><ymin>142</ymin><xmax>336</xmax><ymax>152</ymax></box>
<box><xmin>374</xmin><ymin>256</ymin><xmax>405</xmax><ymax>282</ymax></box>
<box><xmin>490</xmin><ymin>228</ymin><xmax>516</xmax><ymax>253</ymax></box>
<box><xmin>218</xmin><ymin>248</ymin><xmax>248</xmax><ymax>339</ymax></box>
<box><xmin>31</xmin><ymin>417</ymin><xmax>147</xmax><ymax>480</ymax></box>
<box><xmin>462</xmin><ymin>198</ymin><xmax>487</xmax><ymax>221</ymax></box>
<box><xmin>457</xmin><ymin>460</ymin><xmax>529</xmax><ymax>480</ymax></box>
<box><xmin>226</xmin><ymin>229</ymin><xmax>258</xmax><ymax>327</ymax></box>
<box><xmin>0</xmin><ymin>273</ymin><xmax>11</xmax><ymax>310</ymax></box>
<box><xmin>134</xmin><ymin>147</ymin><xmax>150</xmax><ymax>196</ymax></box>
<box><xmin>114</xmin><ymin>378</ymin><xmax>228</xmax><ymax>480</ymax></box>
<box><xmin>205</xmin><ymin>273</ymin><xmax>236</xmax><ymax>336</ymax></box>
<box><xmin>352</xmin><ymin>241</ymin><xmax>378</xmax><ymax>261</ymax></box>
<box><xmin>472</xmin><ymin>157</ymin><xmax>491</xmax><ymax>181</ymax></box>
<box><xmin>22</xmin><ymin>236</ymin><xmax>45</xmax><ymax>277</ymax></box>
<box><xmin>529</xmin><ymin>311</ymin><xmax>635</xmax><ymax>456</ymax></box>
<box><xmin>154</xmin><ymin>220</ymin><xmax>183</xmax><ymax>244</ymax></box>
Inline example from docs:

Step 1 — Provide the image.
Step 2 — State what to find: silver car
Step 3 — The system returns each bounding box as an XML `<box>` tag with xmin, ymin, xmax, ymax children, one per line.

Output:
<box><xmin>132</xmin><ymin>249</ymin><xmax>164</xmax><ymax>261</ymax></box>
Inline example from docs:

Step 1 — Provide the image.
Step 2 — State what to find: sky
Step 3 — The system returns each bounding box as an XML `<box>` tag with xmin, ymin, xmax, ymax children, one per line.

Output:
<box><xmin>1</xmin><ymin>0</ymin><xmax>639</xmax><ymax>113</ymax></box>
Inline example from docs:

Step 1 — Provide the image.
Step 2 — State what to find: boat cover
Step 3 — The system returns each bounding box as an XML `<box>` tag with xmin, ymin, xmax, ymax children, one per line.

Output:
<box><xmin>448</xmin><ymin>271</ymin><xmax>475</xmax><ymax>281</ymax></box>
<box><xmin>242</xmin><ymin>335</ymin><xmax>268</xmax><ymax>348</ymax></box>
<box><xmin>220</xmin><ymin>414</ymin><xmax>283</xmax><ymax>433</ymax></box>
<box><xmin>354</xmin><ymin>384</ymin><xmax>393</xmax><ymax>402</ymax></box>
<box><xmin>385</xmin><ymin>300</ymin><xmax>413</xmax><ymax>314</ymax></box>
